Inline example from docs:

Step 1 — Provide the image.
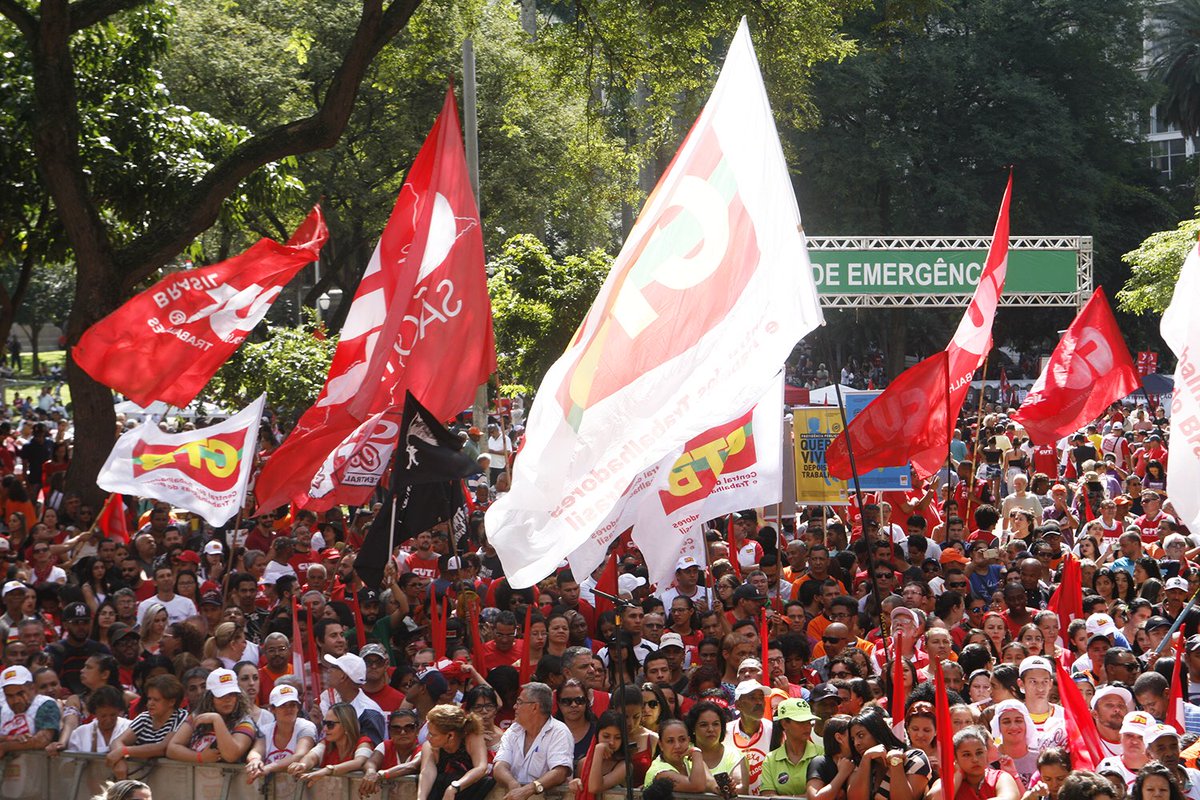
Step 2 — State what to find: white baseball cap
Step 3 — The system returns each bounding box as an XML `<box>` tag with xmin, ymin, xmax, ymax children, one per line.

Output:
<box><xmin>1018</xmin><ymin>656</ymin><xmax>1053</xmax><ymax>676</ymax></box>
<box><xmin>2</xmin><ymin>580</ymin><xmax>24</xmax><ymax>597</ymax></box>
<box><xmin>738</xmin><ymin>658</ymin><xmax>763</xmax><ymax>673</ymax></box>
<box><xmin>1166</xmin><ymin>576</ymin><xmax>1190</xmax><ymax>593</ymax></box>
<box><xmin>1145</xmin><ymin>723</ymin><xmax>1182</xmax><ymax>745</ymax></box>
<box><xmin>203</xmin><ymin>540</ymin><xmax>224</xmax><ymax>556</ymax></box>
<box><xmin>617</xmin><ymin>574</ymin><xmax>646</xmax><ymax>595</ymax></box>
<box><xmin>658</xmin><ymin>633</ymin><xmax>685</xmax><ymax>650</ymax></box>
<box><xmin>206</xmin><ymin>668</ymin><xmax>241</xmax><ymax>698</ymax></box>
<box><xmin>1086</xmin><ymin>613</ymin><xmax>1118</xmax><ymax>638</ymax></box>
<box><xmin>675</xmin><ymin>556</ymin><xmax>701</xmax><ymax>572</ymax></box>
<box><xmin>0</xmin><ymin>665</ymin><xmax>31</xmax><ymax>687</ymax></box>
<box><xmin>1120</xmin><ymin>710</ymin><xmax>1155</xmax><ymax>737</ymax></box>
<box><xmin>734</xmin><ymin>680</ymin><xmax>769</xmax><ymax>700</ymax></box>
<box><xmin>269</xmin><ymin>684</ymin><xmax>301</xmax><ymax>707</ymax></box>
<box><xmin>1091</xmin><ymin>684</ymin><xmax>1134</xmax><ymax>712</ymax></box>
<box><xmin>324</xmin><ymin>653</ymin><xmax>367</xmax><ymax>685</ymax></box>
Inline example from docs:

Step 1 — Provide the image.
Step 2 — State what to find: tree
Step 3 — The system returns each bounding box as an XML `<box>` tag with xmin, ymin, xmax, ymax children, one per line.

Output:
<box><xmin>1151</xmin><ymin>0</ymin><xmax>1200</xmax><ymax>140</ymax></box>
<box><xmin>10</xmin><ymin>262</ymin><xmax>74</xmax><ymax>375</ymax></box>
<box><xmin>1117</xmin><ymin>211</ymin><xmax>1200</xmax><ymax>315</ymax></box>
<box><xmin>487</xmin><ymin>234</ymin><xmax>610</xmax><ymax>395</ymax></box>
<box><xmin>205</xmin><ymin>310</ymin><xmax>337</xmax><ymax>420</ymax></box>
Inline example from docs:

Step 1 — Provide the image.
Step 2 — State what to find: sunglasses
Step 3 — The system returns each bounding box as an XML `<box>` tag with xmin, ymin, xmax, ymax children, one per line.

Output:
<box><xmin>969</xmin><ymin>606</ymin><xmax>987</xmax><ymax>613</ymax></box>
<box><xmin>560</xmin><ymin>696</ymin><xmax>587</xmax><ymax>707</ymax></box>
<box><xmin>823</xmin><ymin>637</ymin><xmax>844</xmax><ymax>644</ymax></box>
<box><xmin>322</xmin><ymin>719</ymin><xmax>339</xmax><ymax>729</ymax></box>
<box><xmin>947</xmin><ymin>582</ymin><xmax>968</xmax><ymax>589</ymax></box>
<box><xmin>390</xmin><ymin>723</ymin><xmax>418</xmax><ymax>733</ymax></box>
<box><xmin>642</xmin><ymin>699</ymin><xmax>659</xmax><ymax>708</ymax></box>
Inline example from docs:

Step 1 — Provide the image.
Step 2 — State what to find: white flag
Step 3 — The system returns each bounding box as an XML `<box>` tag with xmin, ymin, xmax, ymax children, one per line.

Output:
<box><xmin>487</xmin><ymin>20</ymin><xmax>823</xmax><ymax>587</ymax></box>
<box><xmin>1161</xmin><ymin>242</ymin><xmax>1200</xmax><ymax>529</ymax></box>
<box><xmin>567</xmin><ymin>374</ymin><xmax>784</xmax><ymax>592</ymax></box>
<box><xmin>97</xmin><ymin>395</ymin><xmax>265</xmax><ymax>526</ymax></box>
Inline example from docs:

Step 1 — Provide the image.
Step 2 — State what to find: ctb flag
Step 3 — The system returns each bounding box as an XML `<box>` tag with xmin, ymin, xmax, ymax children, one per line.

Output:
<box><xmin>826</xmin><ymin>352</ymin><xmax>950</xmax><ymax>480</ymax></box>
<box><xmin>255</xmin><ymin>87</ymin><xmax>494</xmax><ymax>513</ymax></box>
<box><xmin>1160</xmin><ymin>242</ymin><xmax>1200</xmax><ymax>531</ymax></box>
<box><xmin>74</xmin><ymin>208</ymin><xmax>327</xmax><ymax>407</ymax></box>
<box><xmin>1012</xmin><ymin>288</ymin><xmax>1138</xmax><ymax>444</ymax></box>
<box><xmin>97</xmin><ymin>395</ymin><xmax>265</xmax><ymax>526</ymax></box>
<box><xmin>486</xmin><ymin>21</ymin><xmax>824</xmax><ymax>587</ymax></box>
<box><xmin>355</xmin><ymin>392</ymin><xmax>477</xmax><ymax>591</ymax></box>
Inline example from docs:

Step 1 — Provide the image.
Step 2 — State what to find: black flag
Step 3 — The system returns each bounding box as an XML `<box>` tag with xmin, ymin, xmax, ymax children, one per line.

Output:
<box><xmin>356</xmin><ymin>392</ymin><xmax>477</xmax><ymax>591</ymax></box>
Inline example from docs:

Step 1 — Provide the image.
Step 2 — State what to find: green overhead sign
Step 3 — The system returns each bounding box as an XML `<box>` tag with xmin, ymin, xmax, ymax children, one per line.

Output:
<box><xmin>807</xmin><ymin>248</ymin><xmax>1079</xmax><ymax>295</ymax></box>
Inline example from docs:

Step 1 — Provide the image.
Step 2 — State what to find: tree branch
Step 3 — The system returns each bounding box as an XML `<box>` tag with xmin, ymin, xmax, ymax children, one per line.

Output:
<box><xmin>115</xmin><ymin>0</ymin><xmax>423</xmax><ymax>291</ymax></box>
<box><xmin>68</xmin><ymin>0</ymin><xmax>153</xmax><ymax>32</ymax></box>
<box><xmin>0</xmin><ymin>0</ymin><xmax>36</xmax><ymax>38</ymax></box>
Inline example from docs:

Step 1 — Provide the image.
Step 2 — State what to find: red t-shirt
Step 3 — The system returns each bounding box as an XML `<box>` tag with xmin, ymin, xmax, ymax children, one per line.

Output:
<box><xmin>365</xmin><ymin>684</ymin><xmax>405</xmax><ymax>714</ymax></box>
<box><xmin>405</xmin><ymin>552</ymin><xmax>440</xmax><ymax>579</ymax></box>
<box><xmin>1031</xmin><ymin>444</ymin><xmax>1058</xmax><ymax>477</ymax></box>
<box><xmin>481</xmin><ymin>640</ymin><xmax>523</xmax><ymax>674</ymax></box>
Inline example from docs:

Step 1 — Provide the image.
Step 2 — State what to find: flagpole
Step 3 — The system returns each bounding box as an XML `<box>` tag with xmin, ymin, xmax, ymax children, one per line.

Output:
<box><xmin>833</xmin><ymin>380</ymin><xmax>892</xmax><ymax>664</ymax></box>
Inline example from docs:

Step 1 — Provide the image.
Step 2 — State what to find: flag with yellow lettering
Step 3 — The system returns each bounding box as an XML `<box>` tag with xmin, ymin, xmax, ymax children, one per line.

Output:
<box><xmin>567</xmin><ymin>374</ymin><xmax>784</xmax><ymax>593</ymax></box>
<box><xmin>487</xmin><ymin>20</ymin><xmax>823</xmax><ymax>586</ymax></box>
<box><xmin>97</xmin><ymin>395</ymin><xmax>265</xmax><ymax>526</ymax></box>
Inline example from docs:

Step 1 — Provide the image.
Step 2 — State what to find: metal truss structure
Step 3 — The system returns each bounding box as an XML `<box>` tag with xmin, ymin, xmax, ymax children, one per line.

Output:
<box><xmin>807</xmin><ymin>236</ymin><xmax>1092</xmax><ymax>309</ymax></box>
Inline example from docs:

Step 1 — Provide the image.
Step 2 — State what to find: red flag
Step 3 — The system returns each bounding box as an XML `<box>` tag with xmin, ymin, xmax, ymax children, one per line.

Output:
<box><xmin>999</xmin><ymin>367</ymin><xmax>1010</xmax><ymax>405</ymax></box>
<box><xmin>350</xmin><ymin>592</ymin><xmax>368</xmax><ymax>651</ymax></box>
<box><xmin>1168</xmin><ymin>631</ymin><xmax>1186</xmax><ymax>733</ymax></box>
<box><xmin>1012</xmin><ymin>288</ymin><xmax>1139</xmax><ymax>445</ymax></box>
<box><xmin>96</xmin><ymin>493</ymin><xmax>129</xmax><ymax>544</ymax></box>
<box><xmin>827</xmin><ymin>352</ymin><xmax>950</xmax><ymax>480</ymax></box>
<box><xmin>518</xmin><ymin>604</ymin><xmax>534</xmax><ymax>685</ymax></box>
<box><xmin>1047</xmin><ymin>553</ymin><xmax>1083</xmax><ymax>649</ymax></box>
<box><xmin>74</xmin><ymin>207</ymin><xmax>327</xmax><ymax>407</ymax></box>
<box><xmin>891</xmin><ymin>632</ymin><xmax>906</xmax><ymax>718</ymax></box>
<box><xmin>761</xmin><ymin>608</ymin><xmax>772</xmax><ymax>720</ymax></box>
<box><xmin>468</xmin><ymin>596</ymin><xmax>487</xmax><ymax>670</ymax></box>
<box><xmin>305</xmin><ymin>607</ymin><xmax>324</xmax><ymax>700</ymax></box>
<box><xmin>727</xmin><ymin>516</ymin><xmax>742</xmax><ymax>578</ymax></box>
<box><xmin>255</xmin><ymin>87</ymin><xmax>495</xmax><ymax>512</ymax></box>
<box><xmin>1054</xmin><ymin>655</ymin><xmax>1104</xmax><ymax>769</ymax></box>
<box><xmin>290</xmin><ymin>599</ymin><xmax>308</xmax><ymax>702</ymax></box>
<box><xmin>911</xmin><ymin>175</ymin><xmax>1012</xmax><ymax>475</ymax></box>
<box><xmin>577</xmin><ymin>737</ymin><xmax>599</xmax><ymax>800</ymax></box>
<box><xmin>593</xmin><ymin>548</ymin><xmax>619</xmax><ymax>615</ymax></box>
<box><xmin>933</xmin><ymin>660</ymin><xmax>955</xmax><ymax>800</ymax></box>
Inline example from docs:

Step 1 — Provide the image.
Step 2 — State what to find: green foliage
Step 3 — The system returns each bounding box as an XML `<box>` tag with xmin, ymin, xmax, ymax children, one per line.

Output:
<box><xmin>1118</xmin><ymin>212</ymin><xmax>1200</xmax><ymax>315</ymax></box>
<box><xmin>1150</xmin><ymin>0</ymin><xmax>1200</xmax><ymax>140</ymax></box>
<box><xmin>487</xmin><ymin>234</ymin><xmax>610</xmax><ymax>394</ymax></box>
<box><xmin>206</xmin><ymin>309</ymin><xmax>337</xmax><ymax>418</ymax></box>
<box><xmin>11</xmin><ymin>262</ymin><xmax>74</xmax><ymax>332</ymax></box>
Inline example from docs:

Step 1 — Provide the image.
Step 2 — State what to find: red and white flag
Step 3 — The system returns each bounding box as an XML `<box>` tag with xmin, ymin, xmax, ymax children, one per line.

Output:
<box><xmin>1012</xmin><ymin>288</ymin><xmax>1138</xmax><ymax>444</ymax></box>
<box><xmin>567</xmin><ymin>374</ymin><xmax>785</xmax><ymax>592</ymax></box>
<box><xmin>1163</xmin><ymin>242</ymin><xmax>1200</xmax><ymax>530</ymax></box>
<box><xmin>74</xmin><ymin>208</ymin><xmax>327</xmax><ymax>407</ymax></box>
<box><xmin>254</xmin><ymin>88</ymin><xmax>494</xmax><ymax>512</ymax></box>
<box><xmin>826</xmin><ymin>352</ymin><xmax>950</xmax><ymax>480</ymax></box>
<box><xmin>97</xmin><ymin>395</ymin><xmax>265</xmax><ymax>526</ymax></box>
<box><xmin>486</xmin><ymin>21</ymin><xmax>824</xmax><ymax>588</ymax></box>
<box><xmin>910</xmin><ymin>175</ymin><xmax>1012</xmax><ymax>476</ymax></box>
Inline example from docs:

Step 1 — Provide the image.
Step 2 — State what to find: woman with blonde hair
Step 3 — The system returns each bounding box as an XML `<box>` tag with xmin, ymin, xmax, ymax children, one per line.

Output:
<box><xmin>90</xmin><ymin>779</ymin><xmax>151</xmax><ymax>800</ymax></box>
<box><xmin>289</xmin><ymin>702</ymin><xmax>373</xmax><ymax>786</ymax></box>
<box><xmin>203</xmin><ymin>621</ymin><xmax>258</xmax><ymax>670</ymax></box>
<box><xmin>138</xmin><ymin>602</ymin><xmax>167</xmax><ymax>656</ymax></box>
<box><xmin>417</xmin><ymin>703</ymin><xmax>493</xmax><ymax>800</ymax></box>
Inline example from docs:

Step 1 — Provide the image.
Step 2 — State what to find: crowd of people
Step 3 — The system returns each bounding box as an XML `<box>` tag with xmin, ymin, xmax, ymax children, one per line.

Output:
<box><xmin>0</xmin><ymin>395</ymin><xmax>1195</xmax><ymax>800</ymax></box>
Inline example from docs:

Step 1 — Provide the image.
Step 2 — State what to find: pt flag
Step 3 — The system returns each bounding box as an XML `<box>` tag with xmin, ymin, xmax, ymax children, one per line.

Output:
<box><xmin>1012</xmin><ymin>288</ymin><xmax>1138</xmax><ymax>444</ymax></box>
<box><xmin>910</xmin><ymin>175</ymin><xmax>1012</xmax><ymax>476</ymax></box>
<box><xmin>486</xmin><ymin>21</ymin><xmax>823</xmax><ymax>587</ymax></box>
<box><xmin>254</xmin><ymin>87</ymin><xmax>494</xmax><ymax>513</ymax></box>
<box><xmin>1161</xmin><ymin>242</ymin><xmax>1200</xmax><ymax>531</ymax></box>
<box><xmin>96</xmin><ymin>395</ymin><xmax>265</xmax><ymax>526</ymax></box>
<box><xmin>74</xmin><ymin>208</ymin><xmax>327</xmax><ymax>407</ymax></box>
<box><xmin>566</xmin><ymin>373</ymin><xmax>785</xmax><ymax>593</ymax></box>
<box><xmin>826</xmin><ymin>352</ymin><xmax>950</xmax><ymax>480</ymax></box>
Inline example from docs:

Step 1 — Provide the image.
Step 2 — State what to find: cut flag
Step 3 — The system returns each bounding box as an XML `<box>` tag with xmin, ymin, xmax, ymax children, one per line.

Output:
<box><xmin>1012</xmin><ymin>288</ymin><xmax>1138</xmax><ymax>444</ymax></box>
<box><xmin>910</xmin><ymin>174</ymin><xmax>1012</xmax><ymax>477</ymax></box>
<box><xmin>487</xmin><ymin>21</ymin><xmax>824</xmax><ymax>587</ymax></box>
<box><xmin>1160</xmin><ymin>242</ymin><xmax>1200</xmax><ymax>530</ymax></box>
<box><xmin>96</xmin><ymin>395</ymin><xmax>264</xmax><ymax>526</ymax></box>
<box><xmin>74</xmin><ymin>208</ymin><xmax>327</xmax><ymax>408</ymax></box>
<box><xmin>1054</xmin><ymin>655</ymin><xmax>1105</xmax><ymax>769</ymax></box>
<box><xmin>255</xmin><ymin>87</ymin><xmax>494</xmax><ymax>513</ymax></box>
<box><xmin>96</xmin><ymin>493</ymin><xmax>129</xmax><ymax>544</ymax></box>
<box><xmin>1047</xmin><ymin>553</ymin><xmax>1083</xmax><ymax>649</ymax></box>
<box><xmin>826</xmin><ymin>352</ymin><xmax>950</xmax><ymax>479</ymax></box>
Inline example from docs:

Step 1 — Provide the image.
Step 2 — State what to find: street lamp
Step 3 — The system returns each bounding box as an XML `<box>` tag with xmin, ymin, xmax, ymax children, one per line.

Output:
<box><xmin>316</xmin><ymin>289</ymin><xmax>343</xmax><ymax>324</ymax></box>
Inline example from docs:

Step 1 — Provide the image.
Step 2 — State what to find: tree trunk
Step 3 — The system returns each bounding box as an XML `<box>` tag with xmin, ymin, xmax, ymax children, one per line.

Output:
<box><xmin>885</xmin><ymin>309</ymin><xmax>907</xmax><ymax>381</ymax></box>
<box><xmin>26</xmin><ymin>324</ymin><xmax>41</xmax><ymax>375</ymax></box>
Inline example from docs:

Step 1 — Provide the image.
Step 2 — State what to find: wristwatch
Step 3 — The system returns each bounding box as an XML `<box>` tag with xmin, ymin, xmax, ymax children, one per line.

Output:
<box><xmin>451</xmin><ymin>781</ymin><xmax>462</xmax><ymax>791</ymax></box>
<box><xmin>887</xmin><ymin>754</ymin><xmax>904</xmax><ymax>768</ymax></box>
<box><xmin>533</xmin><ymin>780</ymin><xmax>546</xmax><ymax>794</ymax></box>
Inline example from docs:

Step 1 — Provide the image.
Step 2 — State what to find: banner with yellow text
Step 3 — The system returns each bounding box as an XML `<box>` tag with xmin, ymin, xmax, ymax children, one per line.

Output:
<box><xmin>97</xmin><ymin>395</ymin><xmax>265</xmax><ymax>526</ymax></box>
<box><xmin>792</xmin><ymin>407</ymin><xmax>850</xmax><ymax>505</ymax></box>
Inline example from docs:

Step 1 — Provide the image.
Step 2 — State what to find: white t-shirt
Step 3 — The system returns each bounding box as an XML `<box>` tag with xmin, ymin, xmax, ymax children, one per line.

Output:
<box><xmin>658</xmin><ymin>585</ymin><xmax>715</xmax><ymax>608</ymax></box>
<box><xmin>67</xmin><ymin>716</ymin><xmax>131</xmax><ymax>752</ymax></box>
<box><xmin>137</xmin><ymin>594</ymin><xmax>198</xmax><ymax>626</ymax></box>
<box><xmin>260</xmin><ymin>717</ymin><xmax>318</xmax><ymax>764</ymax></box>
<box><xmin>487</xmin><ymin>435</ymin><xmax>508</xmax><ymax>468</ymax></box>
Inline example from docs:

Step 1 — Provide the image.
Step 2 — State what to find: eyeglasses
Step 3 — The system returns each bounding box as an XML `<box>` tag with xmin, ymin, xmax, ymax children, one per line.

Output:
<box><xmin>560</xmin><ymin>696</ymin><xmax>587</xmax><ymax>707</ymax></box>
<box><xmin>470</xmin><ymin>703</ymin><xmax>497</xmax><ymax>712</ymax></box>
<box><xmin>642</xmin><ymin>699</ymin><xmax>659</xmax><ymax>708</ymax></box>
<box><xmin>390</xmin><ymin>723</ymin><xmax>418</xmax><ymax>733</ymax></box>
<box><xmin>969</xmin><ymin>606</ymin><xmax>987</xmax><ymax>613</ymax></box>
<box><xmin>322</xmin><ymin>719</ymin><xmax>339</xmax><ymax>729</ymax></box>
<box><xmin>947</xmin><ymin>582</ymin><xmax>967</xmax><ymax>589</ymax></box>
<box><xmin>514</xmin><ymin>698</ymin><xmax>537</xmax><ymax>706</ymax></box>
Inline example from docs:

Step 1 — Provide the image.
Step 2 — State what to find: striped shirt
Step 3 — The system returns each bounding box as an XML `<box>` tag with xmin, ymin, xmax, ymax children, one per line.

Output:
<box><xmin>128</xmin><ymin>707</ymin><xmax>188</xmax><ymax>745</ymax></box>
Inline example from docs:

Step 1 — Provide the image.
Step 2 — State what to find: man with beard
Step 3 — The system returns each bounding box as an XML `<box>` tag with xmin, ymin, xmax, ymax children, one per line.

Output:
<box><xmin>0</xmin><ymin>664</ymin><xmax>61</xmax><ymax>796</ymax></box>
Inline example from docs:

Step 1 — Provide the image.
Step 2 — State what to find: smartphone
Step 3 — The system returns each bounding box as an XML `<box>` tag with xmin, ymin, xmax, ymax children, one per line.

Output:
<box><xmin>985</xmin><ymin>549</ymin><xmax>1000</xmax><ymax>559</ymax></box>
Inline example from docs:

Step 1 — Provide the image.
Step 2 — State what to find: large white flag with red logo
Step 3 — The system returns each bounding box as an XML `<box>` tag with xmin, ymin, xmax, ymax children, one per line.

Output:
<box><xmin>1161</xmin><ymin>242</ymin><xmax>1200</xmax><ymax>530</ymax></box>
<box><xmin>909</xmin><ymin>175</ymin><xmax>1012</xmax><ymax>476</ymax></box>
<box><xmin>487</xmin><ymin>22</ymin><xmax>823</xmax><ymax>588</ymax></box>
<box><xmin>254</xmin><ymin>88</ymin><xmax>494</xmax><ymax>512</ymax></box>
<box><xmin>96</xmin><ymin>395</ymin><xmax>265</xmax><ymax>526</ymax></box>
<box><xmin>567</xmin><ymin>374</ymin><xmax>784</xmax><ymax>593</ymax></box>
<box><xmin>74</xmin><ymin>208</ymin><xmax>327</xmax><ymax>407</ymax></box>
